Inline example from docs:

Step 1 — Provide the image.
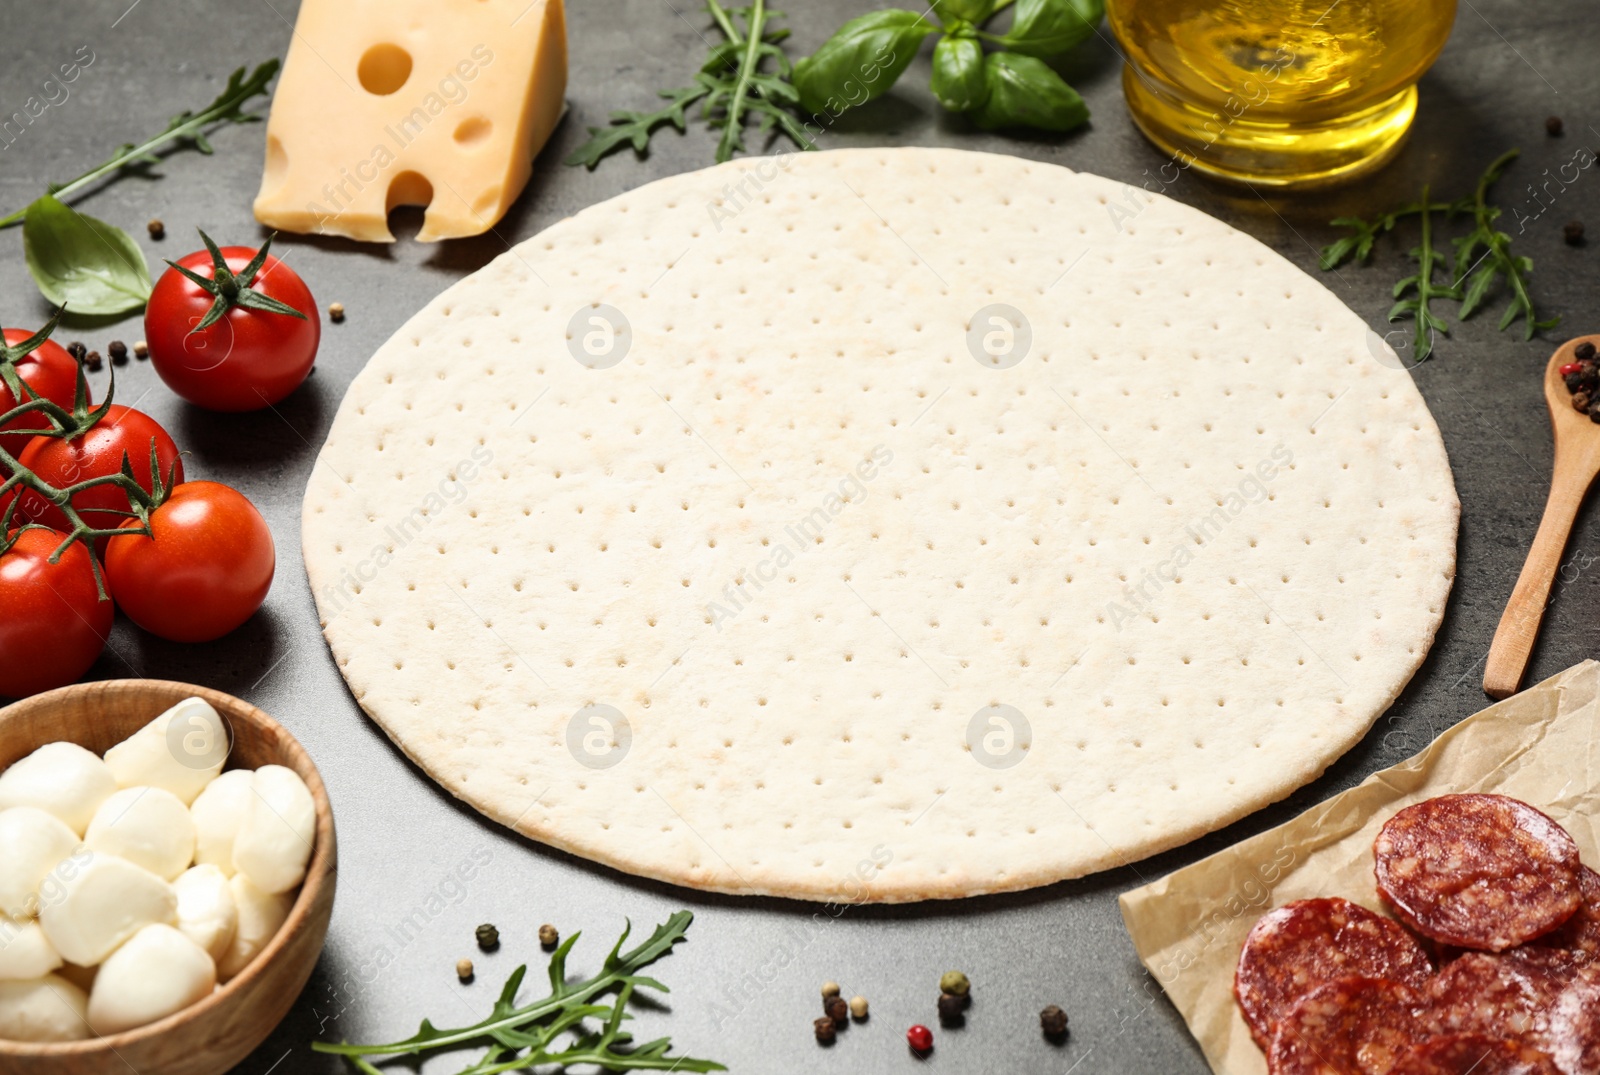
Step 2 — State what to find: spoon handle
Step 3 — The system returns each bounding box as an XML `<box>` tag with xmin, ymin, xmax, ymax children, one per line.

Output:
<box><xmin>1484</xmin><ymin>464</ymin><xmax>1596</xmax><ymax>698</ymax></box>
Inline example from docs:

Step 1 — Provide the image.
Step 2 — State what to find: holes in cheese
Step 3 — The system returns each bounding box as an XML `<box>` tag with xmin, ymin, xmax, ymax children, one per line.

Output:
<box><xmin>357</xmin><ymin>43</ymin><xmax>413</xmax><ymax>96</ymax></box>
<box><xmin>252</xmin><ymin>0</ymin><xmax>567</xmax><ymax>243</ymax></box>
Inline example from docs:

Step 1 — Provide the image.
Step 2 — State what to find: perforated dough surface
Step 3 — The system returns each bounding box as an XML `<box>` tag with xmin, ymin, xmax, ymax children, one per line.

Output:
<box><xmin>303</xmin><ymin>148</ymin><xmax>1457</xmax><ymax>902</ymax></box>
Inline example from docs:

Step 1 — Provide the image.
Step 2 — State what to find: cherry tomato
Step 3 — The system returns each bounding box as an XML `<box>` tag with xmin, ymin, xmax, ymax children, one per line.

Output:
<box><xmin>104</xmin><ymin>481</ymin><xmax>275</xmax><ymax>643</ymax></box>
<box><xmin>15</xmin><ymin>406</ymin><xmax>183</xmax><ymax>541</ymax></box>
<box><xmin>0</xmin><ymin>527</ymin><xmax>112</xmax><ymax>698</ymax></box>
<box><xmin>0</xmin><ymin>329</ymin><xmax>84</xmax><ymax>459</ymax></box>
<box><xmin>145</xmin><ymin>238</ymin><xmax>319</xmax><ymax>412</ymax></box>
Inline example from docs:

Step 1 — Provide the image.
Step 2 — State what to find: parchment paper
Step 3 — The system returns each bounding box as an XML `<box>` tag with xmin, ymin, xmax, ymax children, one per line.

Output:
<box><xmin>1119</xmin><ymin>660</ymin><xmax>1600</xmax><ymax>1075</ymax></box>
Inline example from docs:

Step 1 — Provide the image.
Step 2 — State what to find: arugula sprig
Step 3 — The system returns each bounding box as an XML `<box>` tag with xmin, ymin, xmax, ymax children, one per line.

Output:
<box><xmin>567</xmin><ymin>0</ymin><xmax>811</xmax><ymax>169</ymax></box>
<box><xmin>794</xmin><ymin>0</ymin><xmax>1101</xmax><ymax>133</ymax></box>
<box><xmin>1319</xmin><ymin>149</ymin><xmax>1558</xmax><ymax>362</ymax></box>
<box><xmin>313</xmin><ymin>911</ymin><xmax>725</xmax><ymax>1074</ymax></box>
<box><xmin>0</xmin><ymin>61</ymin><xmax>279</xmax><ymax>230</ymax></box>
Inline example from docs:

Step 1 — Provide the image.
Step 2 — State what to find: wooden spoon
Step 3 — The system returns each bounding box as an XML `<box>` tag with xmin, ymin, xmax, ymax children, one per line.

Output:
<box><xmin>1484</xmin><ymin>336</ymin><xmax>1600</xmax><ymax>699</ymax></box>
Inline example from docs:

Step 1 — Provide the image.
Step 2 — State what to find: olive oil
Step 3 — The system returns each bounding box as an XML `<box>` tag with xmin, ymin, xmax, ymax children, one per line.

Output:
<box><xmin>1107</xmin><ymin>0</ymin><xmax>1457</xmax><ymax>187</ymax></box>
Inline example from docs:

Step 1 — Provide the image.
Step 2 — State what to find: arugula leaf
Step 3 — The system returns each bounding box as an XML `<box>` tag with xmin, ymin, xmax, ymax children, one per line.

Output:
<box><xmin>1317</xmin><ymin>149</ymin><xmax>1556</xmax><ymax>358</ymax></box>
<box><xmin>567</xmin><ymin>0</ymin><xmax>812</xmax><ymax>168</ymax></box>
<box><xmin>969</xmin><ymin>51</ymin><xmax>1089</xmax><ymax>131</ymax></box>
<box><xmin>22</xmin><ymin>196</ymin><xmax>152</xmax><ymax>316</ymax></box>
<box><xmin>792</xmin><ymin>9</ymin><xmax>938</xmax><ymax>115</ymax></box>
<box><xmin>1450</xmin><ymin>148</ymin><xmax>1559</xmax><ymax>338</ymax></box>
<box><xmin>0</xmin><ymin>61</ymin><xmax>278</xmax><ymax>230</ymax></box>
<box><xmin>930</xmin><ymin>36</ymin><xmax>989</xmax><ymax>111</ymax></box>
<box><xmin>992</xmin><ymin>0</ymin><xmax>1105</xmax><ymax>57</ymax></box>
<box><xmin>314</xmin><ymin>911</ymin><xmax>724</xmax><ymax>1073</ymax></box>
<box><xmin>1386</xmin><ymin>188</ymin><xmax>1460</xmax><ymax>363</ymax></box>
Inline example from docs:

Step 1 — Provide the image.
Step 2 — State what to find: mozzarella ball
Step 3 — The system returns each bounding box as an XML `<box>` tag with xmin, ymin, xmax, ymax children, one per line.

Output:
<box><xmin>0</xmin><ymin>807</ymin><xmax>82</xmax><ymax>919</ymax></box>
<box><xmin>0</xmin><ymin>921</ymin><xmax>62</xmax><ymax>981</ymax></box>
<box><xmin>232</xmin><ymin>766</ymin><xmax>315</xmax><ymax>894</ymax></box>
<box><xmin>103</xmin><ymin>698</ymin><xmax>228</xmax><ymax>806</ymax></box>
<box><xmin>87</xmin><ymin>924</ymin><xmax>215</xmax><ymax>1034</ymax></box>
<box><xmin>0</xmin><ymin>975</ymin><xmax>90</xmax><ymax>1042</ymax></box>
<box><xmin>0</xmin><ymin>743</ymin><xmax>116</xmax><ymax>835</ymax></box>
<box><xmin>173</xmin><ymin>866</ymin><xmax>236</xmax><ymax>964</ymax></box>
<box><xmin>216</xmin><ymin>874</ymin><xmax>291</xmax><ymax>983</ymax></box>
<box><xmin>189</xmin><ymin>770</ymin><xmax>254</xmax><ymax>876</ymax></box>
<box><xmin>38</xmin><ymin>853</ymin><xmax>176</xmax><ymax>967</ymax></box>
<box><xmin>84</xmin><ymin>787</ymin><xmax>195</xmax><ymax>881</ymax></box>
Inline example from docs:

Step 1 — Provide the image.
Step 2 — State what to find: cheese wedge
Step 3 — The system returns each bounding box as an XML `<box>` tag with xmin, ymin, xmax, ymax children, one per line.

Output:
<box><xmin>253</xmin><ymin>0</ymin><xmax>567</xmax><ymax>242</ymax></box>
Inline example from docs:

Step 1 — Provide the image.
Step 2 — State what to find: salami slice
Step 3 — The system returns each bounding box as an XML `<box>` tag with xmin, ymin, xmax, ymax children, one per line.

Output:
<box><xmin>1235</xmin><ymin>897</ymin><xmax>1434</xmax><ymax>1049</ymax></box>
<box><xmin>1509</xmin><ymin>867</ymin><xmax>1600</xmax><ymax>974</ymax></box>
<box><xmin>1428</xmin><ymin>953</ymin><xmax>1563</xmax><ymax>1041</ymax></box>
<box><xmin>1388</xmin><ymin>1034</ymin><xmax>1561</xmax><ymax>1075</ymax></box>
<box><xmin>1374</xmin><ymin>795</ymin><xmax>1582</xmax><ymax>951</ymax></box>
<box><xmin>1267</xmin><ymin>976</ymin><xmax>1435</xmax><ymax>1075</ymax></box>
<box><xmin>1541</xmin><ymin>963</ymin><xmax>1600</xmax><ymax>1075</ymax></box>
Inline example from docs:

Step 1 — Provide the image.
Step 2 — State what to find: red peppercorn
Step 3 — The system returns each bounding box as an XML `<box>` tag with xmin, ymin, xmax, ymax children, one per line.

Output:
<box><xmin>907</xmin><ymin>1024</ymin><xmax>933</xmax><ymax>1053</ymax></box>
<box><xmin>1562</xmin><ymin>363</ymin><xmax>1584</xmax><ymax>377</ymax></box>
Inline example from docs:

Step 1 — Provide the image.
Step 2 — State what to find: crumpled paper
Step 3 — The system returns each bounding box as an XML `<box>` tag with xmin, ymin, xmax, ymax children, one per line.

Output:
<box><xmin>1118</xmin><ymin>660</ymin><xmax>1600</xmax><ymax>1075</ymax></box>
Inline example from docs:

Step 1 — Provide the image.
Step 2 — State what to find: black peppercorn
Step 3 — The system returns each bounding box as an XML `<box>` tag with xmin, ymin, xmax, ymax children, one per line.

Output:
<box><xmin>85</xmin><ymin>350</ymin><xmax>103</xmax><ymax>371</ymax></box>
<box><xmin>1574</xmin><ymin>391</ymin><xmax>1591</xmax><ymax>414</ymax></box>
<box><xmin>109</xmin><ymin>341</ymin><xmax>129</xmax><ymax>366</ymax></box>
<box><xmin>1040</xmin><ymin>1004</ymin><xmax>1070</xmax><ymax>1039</ymax></box>
<box><xmin>813</xmin><ymin>1016</ymin><xmax>837</xmax><ymax>1045</ymax></box>
<box><xmin>66</xmin><ymin>341</ymin><xmax>87</xmax><ymax>361</ymax></box>
<box><xmin>1566</xmin><ymin>221</ymin><xmax>1586</xmax><ymax>246</ymax></box>
<box><xmin>824</xmin><ymin>995</ymin><xmax>849</xmax><ymax>1026</ymax></box>
<box><xmin>937</xmin><ymin>992</ymin><xmax>966</xmax><ymax>1025</ymax></box>
<box><xmin>1547</xmin><ymin>116</ymin><xmax>1565</xmax><ymax>137</ymax></box>
<box><xmin>475</xmin><ymin>923</ymin><xmax>499</xmax><ymax>951</ymax></box>
<box><xmin>1577</xmin><ymin>342</ymin><xmax>1597</xmax><ymax>362</ymax></box>
<box><xmin>1589</xmin><ymin>406</ymin><xmax>1600</xmax><ymax>425</ymax></box>
<box><xmin>1567</xmin><ymin>372</ymin><xmax>1585</xmax><ymax>393</ymax></box>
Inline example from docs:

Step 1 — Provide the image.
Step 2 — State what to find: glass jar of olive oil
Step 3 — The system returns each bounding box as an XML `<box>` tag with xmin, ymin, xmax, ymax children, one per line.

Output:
<box><xmin>1107</xmin><ymin>0</ymin><xmax>1457</xmax><ymax>188</ymax></box>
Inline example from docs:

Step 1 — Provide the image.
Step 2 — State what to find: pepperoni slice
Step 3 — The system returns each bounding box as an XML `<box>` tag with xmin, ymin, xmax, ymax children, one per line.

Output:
<box><xmin>1388</xmin><ymin>1034</ymin><xmax>1561</xmax><ymax>1075</ymax></box>
<box><xmin>1267</xmin><ymin>976</ymin><xmax>1435</xmax><ymax>1075</ymax></box>
<box><xmin>1236</xmin><ymin>898</ymin><xmax>1434</xmax><ymax>1049</ymax></box>
<box><xmin>1429</xmin><ymin>954</ymin><xmax>1563</xmax><ymax>1041</ymax></box>
<box><xmin>1374</xmin><ymin>795</ymin><xmax>1582</xmax><ymax>951</ymax></box>
<box><xmin>1509</xmin><ymin>867</ymin><xmax>1600</xmax><ymax>973</ymax></box>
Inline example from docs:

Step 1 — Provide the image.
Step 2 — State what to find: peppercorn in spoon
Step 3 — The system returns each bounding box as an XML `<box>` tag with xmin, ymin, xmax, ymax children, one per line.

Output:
<box><xmin>1484</xmin><ymin>336</ymin><xmax>1600</xmax><ymax>698</ymax></box>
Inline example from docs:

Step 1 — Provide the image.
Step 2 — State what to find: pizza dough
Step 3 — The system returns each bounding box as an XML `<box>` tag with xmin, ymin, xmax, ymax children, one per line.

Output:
<box><xmin>302</xmin><ymin>148</ymin><xmax>1458</xmax><ymax>902</ymax></box>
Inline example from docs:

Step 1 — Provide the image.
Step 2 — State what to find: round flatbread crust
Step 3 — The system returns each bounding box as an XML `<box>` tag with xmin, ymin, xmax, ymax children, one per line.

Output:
<box><xmin>303</xmin><ymin>148</ymin><xmax>1458</xmax><ymax>901</ymax></box>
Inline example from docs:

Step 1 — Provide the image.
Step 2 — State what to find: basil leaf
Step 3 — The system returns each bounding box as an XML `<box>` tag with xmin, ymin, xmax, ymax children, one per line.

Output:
<box><xmin>997</xmin><ymin>0</ymin><xmax>1104</xmax><ymax>58</ymax></box>
<box><xmin>793</xmin><ymin>10</ymin><xmax>938</xmax><ymax>116</ymax></box>
<box><xmin>23</xmin><ymin>195</ymin><xmax>152</xmax><ymax>316</ymax></box>
<box><xmin>930</xmin><ymin>37</ymin><xmax>989</xmax><ymax>112</ymax></box>
<box><xmin>969</xmin><ymin>52</ymin><xmax>1089</xmax><ymax>132</ymax></box>
<box><xmin>934</xmin><ymin>0</ymin><xmax>998</xmax><ymax>24</ymax></box>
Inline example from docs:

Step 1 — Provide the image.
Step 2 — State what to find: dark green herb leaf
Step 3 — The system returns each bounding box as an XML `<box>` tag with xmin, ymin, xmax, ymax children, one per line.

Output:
<box><xmin>22</xmin><ymin>196</ymin><xmax>152</xmax><ymax>316</ymax></box>
<box><xmin>995</xmin><ymin>0</ymin><xmax>1105</xmax><ymax>58</ymax></box>
<box><xmin>930</xmin><ymin>36</ymin><xmax>989</xmax><ymax>112</ymax></box>
<box><xmin>968</xmin><ymin>52</ymin><xmax>1089</xmax><ymax>132</ymax></box>
<box><xmin>313</xmin><ymin>911</ymin><xmax>724</xmax><ymax>1073</ymax></box>
<box><xmin>935</xmin><ymin>0</ymin><xmax>999</xmax><ymax>24</ymax></box>
<box><xmin>566</xmin><ymin>86</ymin><xmax>712</xmax><ymax>169</ymax></box>
<box><xmin>792</xmin><ymin>9</ymin><xmax>937</xmax><ymax>116</ymax></box>
<box><xmin>0</xmin><ymin>61</ymin><xmax>279</xmax><ymax>230</ymax></box>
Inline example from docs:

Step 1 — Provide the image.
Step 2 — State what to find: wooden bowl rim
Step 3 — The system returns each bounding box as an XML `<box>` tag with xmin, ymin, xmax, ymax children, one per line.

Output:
<box><xmin>0</xmin><ymin>679</ymin><xmax>336</xmax><ymax>1056</ymax></box>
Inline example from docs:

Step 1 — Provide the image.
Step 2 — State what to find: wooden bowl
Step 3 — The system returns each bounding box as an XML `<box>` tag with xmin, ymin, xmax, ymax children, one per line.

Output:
<box><xmin>0</xmin><ymin>680</ymin><xmax>337</xmax><ymax>1075</ymax></box>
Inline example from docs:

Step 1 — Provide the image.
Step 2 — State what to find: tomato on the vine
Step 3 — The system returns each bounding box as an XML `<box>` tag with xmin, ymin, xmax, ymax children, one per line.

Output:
<box><xmin>145</xmin><ymin>231</ymin><xmax>318</xmax><ymax>412</ymax></box>
<box><xmin>0</xmin><ymin>527</ymin><xmax>112</xmax><ymax>698</ymax></box>
<box><xmin>15</xmin><ymin>405</ymin><xmax>183</xmax><ymax>539</ymax></box>
<box><xmin>104</xmin><ymin>481</ymin><xmax>275</xmax><ymax>643</ymax></box>
<box><xmin>0</xmin><ymin>327</ymin><xmax>85</xmax><ymax>459</ymax></box>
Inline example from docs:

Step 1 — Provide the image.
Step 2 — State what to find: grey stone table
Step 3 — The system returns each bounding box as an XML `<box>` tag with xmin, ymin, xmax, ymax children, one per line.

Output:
<box><xmin>1</xmin><ymin>1</ymin><xmax>1595</xmax><ymax>1071</ymax></box>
